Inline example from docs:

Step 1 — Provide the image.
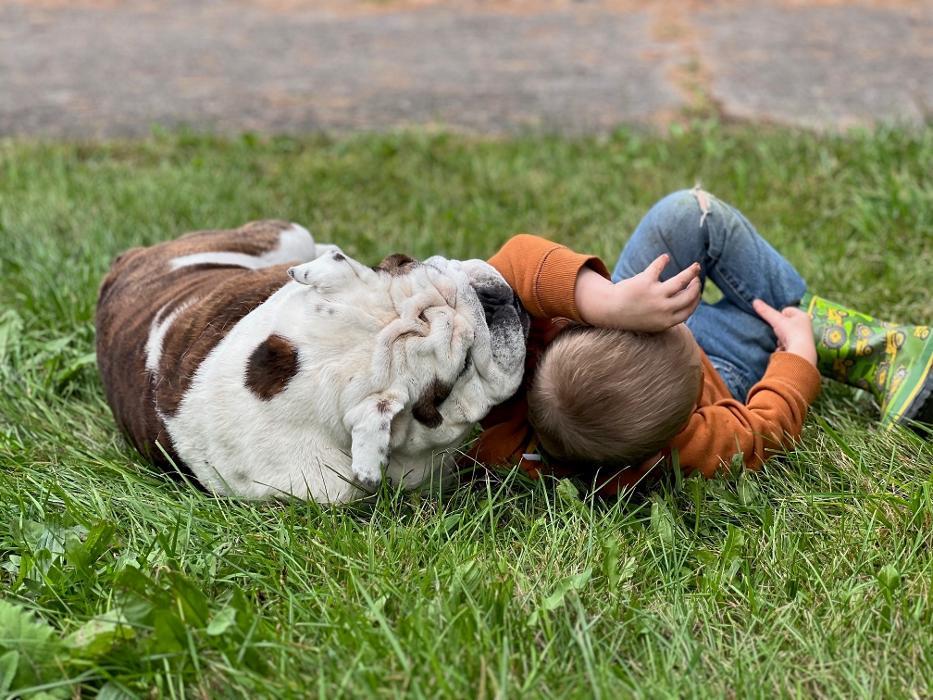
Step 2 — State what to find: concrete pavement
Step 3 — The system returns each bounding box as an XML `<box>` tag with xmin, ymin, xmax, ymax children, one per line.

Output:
<box><xmin>1</xmin><ymin>0</ymin><xmax>929</xmax><ymax>137</ymax></box>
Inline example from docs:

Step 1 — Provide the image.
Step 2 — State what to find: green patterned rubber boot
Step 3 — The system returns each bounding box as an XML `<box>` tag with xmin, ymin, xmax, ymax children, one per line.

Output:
<box><xmin>803</xmin><ymin>293</ymin><xmax>933</xmax><ymax>429</ymax></box>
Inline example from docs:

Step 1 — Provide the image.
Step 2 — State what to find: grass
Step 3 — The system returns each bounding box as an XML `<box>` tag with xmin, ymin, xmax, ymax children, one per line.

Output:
<box><xmin>0</xmin><ymin>123</ymin><xmax>931</xmax><ymax>698</ymax></box>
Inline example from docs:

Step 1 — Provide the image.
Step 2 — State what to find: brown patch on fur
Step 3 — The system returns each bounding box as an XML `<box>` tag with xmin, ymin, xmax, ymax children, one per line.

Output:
<box><xmin>376</xmin><ymin>398</ymin><xmax>392</xmax><ymax>414</ymax></box>
<box><xmin>374</xmin><ymin>253</ymin><xmax>418</xmax><ymax>276</ymax></box>
<box><xmin>176</xmin><ymin>220</ymin><xmax>294</xmax><ymax>256</ymax></box>
<box><xmin>154</xmin><ymin>267</ymin><xmax>290</xmax><ymax>416</ymax></box>
<box><xmin>245</xmin><ymin>334</ymin><xmax>300</xmax><ymax>400</ymax></box>
<box><xmin>411</xmin><ymin>378</ymin><xmax>452</xmax><ymax>429</ymax></box>
<box><xmin>95</xmin><ymin>221</ymin><xmax>301</xmax><ymax>477</ymax></box>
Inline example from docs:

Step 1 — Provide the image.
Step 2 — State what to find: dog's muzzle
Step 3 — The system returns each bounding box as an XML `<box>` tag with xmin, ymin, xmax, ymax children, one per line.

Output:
<box><xmin>474</xmin><ymin>279</ymin><xmax>530</xmax><ymax>339</ymax></box>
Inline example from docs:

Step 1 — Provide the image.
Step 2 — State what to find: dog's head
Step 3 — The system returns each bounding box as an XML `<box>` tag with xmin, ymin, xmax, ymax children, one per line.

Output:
<box><xmin>286</xmin><ymin>248</ymin><xmax>528</xmax><ymax>485</ymax></box>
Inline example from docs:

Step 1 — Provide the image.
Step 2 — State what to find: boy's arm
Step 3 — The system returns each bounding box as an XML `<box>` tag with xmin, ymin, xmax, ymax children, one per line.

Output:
<box><xmin>670</xmin><ymin>303</ymin><xmax>819</xmax><ymax>477</ymax></box>
<box><xmin>487</xmin><ymin>233</ymin><xmax>610</xmax><ymax>321</ymax></box>
<box><xmin>488</xmin><ymin>234</ymin><xmax>701</xmax><ymax>330</ymax></box>
<box><xmin>670</xmin><ymin>351</ymin><xmax>821</xmax><ymax>477</ymax></box>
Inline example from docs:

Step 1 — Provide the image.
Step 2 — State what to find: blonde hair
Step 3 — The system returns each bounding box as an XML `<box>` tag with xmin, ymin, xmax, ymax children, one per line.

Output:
<box><xmin>528</xmin><ymin>326</ymin><xmax>702</xmax><ymax>467</ymax></box>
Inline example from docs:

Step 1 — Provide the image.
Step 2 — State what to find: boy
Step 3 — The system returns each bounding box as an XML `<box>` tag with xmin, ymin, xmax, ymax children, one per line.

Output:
<box><xmin>473</xmin><ymin>188</ymin><xmax>931</xmax><ymax>494</ymax></box>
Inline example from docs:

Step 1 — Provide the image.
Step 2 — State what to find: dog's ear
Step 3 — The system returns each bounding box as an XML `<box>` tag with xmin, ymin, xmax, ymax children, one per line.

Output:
<box><xmin>343</xmin><ymin>394</ymin><xmax>404</xmax><ymax>490</ymax></box>
<box><xmin>374</xmin><ymin>253</ymin><xmax>418</xmax><ymax>275</ymax></box>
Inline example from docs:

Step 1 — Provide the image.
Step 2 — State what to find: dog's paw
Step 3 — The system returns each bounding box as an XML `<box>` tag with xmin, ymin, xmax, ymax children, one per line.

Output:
<box><xmin>350</xmin><ymin>463</ymin><xmax>383</xmax><ymax>493</ymax></box>
<box><xmin>288</xmin><ymin>250</ymin><xmax>362</xmax><ymax>292</ymax></box>
<box><xmin>346</xmin><ymin>393</ymin><xmax>402</xmax><ymax>494</ymax></box>
<box><xmin>355</xmin><ymin>475</ymin><xmax>382</xmax><ymax>494</ymax></box>
<box><xmin>311</xmin><ymin>243</ymin><xmax>345</xmax><ymax>261</ymax></box>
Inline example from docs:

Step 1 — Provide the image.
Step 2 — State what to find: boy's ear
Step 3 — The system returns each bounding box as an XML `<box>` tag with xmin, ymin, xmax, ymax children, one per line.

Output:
<box><xmin>343</xmin><ymin>394</ymin><xmax>404</xmax><ymax>489</ymax></box>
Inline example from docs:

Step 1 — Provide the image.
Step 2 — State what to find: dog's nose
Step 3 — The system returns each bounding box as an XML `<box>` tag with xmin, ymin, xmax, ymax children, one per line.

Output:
<box><xmin>475</xmin><ymin>282</ymin><xmax>519</xmax><ymax>328</ymax></box>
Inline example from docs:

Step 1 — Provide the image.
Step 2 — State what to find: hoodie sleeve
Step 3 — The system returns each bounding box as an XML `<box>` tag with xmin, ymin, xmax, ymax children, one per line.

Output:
<box><xmin>487</xmin><ymin>233</ymin><xmax>610</xmax><ymax>321</ymax></box>
<box><xmin>670</xmin><ymin>352</ymin><xmax>822</xmax><ymax>477</ymax></box>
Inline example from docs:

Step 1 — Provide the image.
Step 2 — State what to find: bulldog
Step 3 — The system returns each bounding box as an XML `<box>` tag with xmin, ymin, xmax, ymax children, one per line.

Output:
<box><xmin>96</xmin><ymin>221</ymin><xmax>528</xmax><ymax>502</ymax></box>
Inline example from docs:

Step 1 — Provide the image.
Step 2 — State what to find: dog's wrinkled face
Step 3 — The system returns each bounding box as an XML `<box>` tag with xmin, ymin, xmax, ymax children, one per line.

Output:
<box><xmin>286</xmin><ymin>249</ymin><xmax>528</xmax><ymax>486</ymax></box>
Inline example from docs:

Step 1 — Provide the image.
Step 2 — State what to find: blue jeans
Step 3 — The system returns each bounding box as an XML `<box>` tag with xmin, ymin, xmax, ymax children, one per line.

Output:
<box><xmin>611</xmin><ymin>189</ymin><xmax>807</xmax><ymax>401</ymax></box>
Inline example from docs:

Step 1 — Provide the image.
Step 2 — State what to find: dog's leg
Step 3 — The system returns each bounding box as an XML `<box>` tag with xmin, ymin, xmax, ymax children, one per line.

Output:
<box><xmin>344</xmin><ymin>394</ymin><xmax>404</xmax><ymax>491</ymax></box>
<box><xmin>310</xmin><ymin>243</ymin><xmax>344</xmax><ymax>260</ymax></box>
<box><xmin>170</xmin><ymin>221</ymin><xmax>320</xmax><ymax>271</ymax></box>
<box><xmin>288</xmin><ymin>249</ymin><xmax>377</xmax><ymax>292</ymax></box>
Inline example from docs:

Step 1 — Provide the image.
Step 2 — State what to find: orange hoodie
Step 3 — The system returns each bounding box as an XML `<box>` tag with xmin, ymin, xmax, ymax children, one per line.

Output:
<box><xmin>473</xmin><ymin>234</ymin><xmax>822</xmax><ymax>494</ymax></box>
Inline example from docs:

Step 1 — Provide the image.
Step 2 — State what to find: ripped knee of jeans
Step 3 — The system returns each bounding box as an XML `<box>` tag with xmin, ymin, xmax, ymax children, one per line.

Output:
<box><xmin>692</xmin><ymin>185</ymin><xmax>712</xmax><ymax>228</ymax></box>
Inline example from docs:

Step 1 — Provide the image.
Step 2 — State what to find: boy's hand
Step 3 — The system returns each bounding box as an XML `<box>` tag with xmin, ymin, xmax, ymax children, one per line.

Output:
<box><xmin>752</xmin><ymin>299</ymin><xmax>817</xmax><ymax>366</ymax></box>
<box><xmin>575</xmin><ymin>254</ymin><xmax>702</xmax><ymax>332</ymax></box>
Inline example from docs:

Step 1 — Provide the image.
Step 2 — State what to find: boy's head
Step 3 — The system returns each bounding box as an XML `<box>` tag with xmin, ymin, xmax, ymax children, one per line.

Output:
<box><xmin>528</xmin><ymin>324</ymin><xmax>702</xmax><ymax>468</ymax></box>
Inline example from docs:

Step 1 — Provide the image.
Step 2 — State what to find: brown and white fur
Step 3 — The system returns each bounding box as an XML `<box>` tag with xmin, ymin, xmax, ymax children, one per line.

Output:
<box><xmin>96</xmin><ymin>221</ymin><xmax>527</xmax><ymax>503</ymax></box>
